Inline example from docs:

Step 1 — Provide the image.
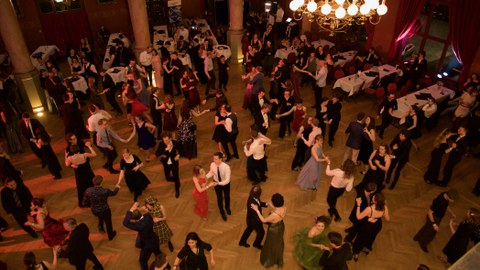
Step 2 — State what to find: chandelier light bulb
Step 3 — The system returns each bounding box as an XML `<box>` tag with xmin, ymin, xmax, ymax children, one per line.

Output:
<box><xmin>377</xmin><ymin>4</ymin><xmax>388</xmax><ymax>15</ymax></box>
<box><xmin>307</xmin><ymin>1</ymin><xmax>318</xmax><ymax>12</ymax></box>
<box><xmin>321</xmin><ymin>3</ymin><xmax>332</xmax><ymax>15</ymax></box>
<box><xmin>335</xmin><ymin>7</ymin><xmax>346</xmax><ymax>18</ymax></box>
<box><xmin>347</xmin><ymin>4</ymin><xmax>358</xmax><ymax>15</ymax></box>
<box><xmin>289</xmin><ymin>0</ymin><xmax>300</xmax><ymax>11</ymax></box>
<box><xmin>370</xmin><ymin>0</ymin><xmax>380</xmax><ymax>9</ymax></box>
<box><xmin>360</xmin><ymin>4</ymin><xmax>370</xmax><ymax>15</ymax></box>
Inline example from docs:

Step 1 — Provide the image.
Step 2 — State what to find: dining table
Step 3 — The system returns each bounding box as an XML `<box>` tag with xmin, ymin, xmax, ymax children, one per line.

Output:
<box><xmin>274</xmin><ymin>47</ymin><xmax>298</xmax><ymax>59</ymax></box>
<box><xmin>106</xmin><ymin>67</ymin><xmax>127</xmax><ymax>85</ymax></box>
<box><xmin>333</xmin><ymin>50</ymin><xmax>357</xmax><ymax>67</ymax></box>
<box><xmin>66</xmin><ymin>76</ymin><xmax>88</xmax><ymax>94</ymax></box>
<box><xmin>30</xmin><ymin>45</ymin><xmax>59</xmax><ymax>69</ymax></box>
<box><xmin>312</xmin><ymin>39</ymin><xmax>335</xmax><ymax>49</ymax></box>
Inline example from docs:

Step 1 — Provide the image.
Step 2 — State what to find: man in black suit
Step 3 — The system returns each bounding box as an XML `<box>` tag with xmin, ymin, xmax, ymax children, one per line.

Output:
<box><xmin>63</xmin><ymin>218</ymin><xmax>103</xmax><ymax>270</ymax></box>
<box><xmin>343</xmin><ymin>112</ymin><xmax>365</xmax><ymax>163</ymax></box>
<box><xmin>19</xmin><ymin>112</ymin><xmax>45</xmax><ymax>167</ymax></box>
<box><xmin>99</xmin><ymin>70</ymin><xmax>123</xmax><ymax>116</ymax></box>
<box><xmin>376</xmin><ymin>93</ymin><xmax>398</xmax><ymax>139</ymax></box>
<box><xmin>386</xmin><ymin>129</ymin><xmax>412</xmax><ymax>190</ymax></box>
<box><xmin>344</xmin><ymin>182</ymin><xmax>377</xmax><ymax>243</ymax></box>
<box><xmin>238</xmin><ymin>185</ymin><xmax>267</xmax><ymax>249</ymax></box>
<box><xmin>207</xmin><ymin>90</ymin><xmax>228</xmax><ymax>112</ymax></box>
<box><xmin>155</xmin><ymin>132</ymin><xmax>181</xmax><ymax>198</ymax></box>
<box><xmin>250</xmin><ymin>88</ymin><xmax>271</xmax><ymax>117</ymax></box>
<box><xmin>254</xmin><ymin>104</ymin><xmax>270</xmax><ymax>135</ymax></box>
<box><xmin>123</xmin><ymin>202</ymin><xmax>161</xmax><ymax>270</ymax></box>
<box><xmin>221</xmin><ymin>104</ymin><xmax>239</xmax><ymax>161</ymax></box>
<box><xmin>319</xmin><ymin>232</ymin><xmax>353</xmax><ymax>270</ymax></box>
<box><xmin>0</xmin><ymin>178</ymin><xmax>37</xmax><ymax>238</ymax></box>
<box><xmin>436</xmin><ymin>125</ymin><xmax>468</xmax><ymax>187</ymax></box>
<box><xmin>324</xmin><ymin>95</ymin><xmax>342</xmax><ymax>147</ymax></box>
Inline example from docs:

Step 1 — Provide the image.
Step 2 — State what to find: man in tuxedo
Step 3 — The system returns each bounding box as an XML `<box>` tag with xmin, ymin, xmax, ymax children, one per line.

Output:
<box><xmin>250</xmin><ymin>88</ymin><xmax>271</xmax><ymax>117</ymax></box>
<box><xmin>99</xmin><ymin>70</ymin><xmax>122</xmax><ymax>115</ymax></box>
<box><xmin>221</xmin><ymin>104</ymin><xmax>239</xmax><ymax>162</ymax></box>
<box><xmin>207</xmin><ymin>90</ymin><xmax>228</xmax><ymax>112</ymax></box>
<box><xmin>63</xmin><ymin>218</ymin><xmax>103</xmax><ymax>270</ymax></box>
<box><xmin>436</xmin><ymin>126</ymin><xmax>468</xmax><ymax>187</ymax></box>
<box><xmin>1</xmin><ymin>178</ymin><xmax>38</xmax><ymax>238</ymax></box>
<box><xmin>344</xmin><ymin>182</ymin><xmax>377</xmax><ymax>243</ymax></box>
<box><xmin>205</xmin><ymin>152</ymin><xmax>231</xmax><ymax>221</ymax></box>
<box><xmin>254</xmin><ymin>104</ymin><xmax>270</xmax><ymax>135</ymax></box>
<box><xmin>155</xmin><ymin>132</ymin><xmax>181</xmax><ymax>198</ymax></box>
<box><xmin>239</xmin><ymin>185</ymin><xmax>267</xmax><ymax>249</ymax></box>
<box><xmin>376</xmin><ymin>93</ymin><xmax>398</xmax><ymax>139</ymax></box>
<box><xmin>386</xmin><ymin>129</ymin><xmax>412</xmax><ymax>190</ymax></box>
<box><xmin>19</xmin><ymin>112</ymin><xmax>45</xmax><ymax>167</ymax></box>
<box><xmin>319</xmin><ymin>232</ymin><xmax>353</xmax><ymax>270</ymax></box>
<box><xmin>343</xmin><ymin>112</ymin><xmax>365</xmax><ymax>163</ymax></box>
<box><xmin>123</xmin><ymin>202</ymin><xmax>161</xmax><ymax>270</ymax></box>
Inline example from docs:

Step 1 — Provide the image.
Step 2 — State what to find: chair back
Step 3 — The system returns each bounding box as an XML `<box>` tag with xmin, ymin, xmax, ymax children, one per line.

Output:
<box><xmin>363</xmin><ymin>63</ymin><xmax>373</xmax><ymax>71</ymax></box>
<box><xmin>399</xmin><ymin>85</ymin><xmax>409</xmax><ymax>97</ymax></box>
<box><xmin>376</xmin><ymin>87</ymin><xmax>385</xmax><ymax>105</ymax></box>
<box><xmin>387</xmin><ymin>83</ymin><xmax>397</xmax><ymax>94</ymax></box>
<box><xmin>334</xmin><ymin>69</ymin><xmax>345</xmax><ymax>80</ymax></box>
<box><xmin>348</xmin><ymin>65</ymin><xmax>356</xmax><ymax>75</ymax></box>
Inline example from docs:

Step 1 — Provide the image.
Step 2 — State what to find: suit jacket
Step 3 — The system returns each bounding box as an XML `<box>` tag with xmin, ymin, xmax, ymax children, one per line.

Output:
<box><xmin>348</xmin><ymin>186</ymin><xmax>374</xmax><ymax>224</ymax></box>
<box><xmin>390</xmin><ymin>136</ymin><xmax>412</xmax><ymax>163</ymax></box>
<box><xmin>245</xmin><ymin>196</ymin><xmax>267</xmax><ymax>224</ymax></box>
<box><xmin>345</xmin><ymin>121</ymin><xmax>364</xmax><ymax>149</ymax></box>
<box><xmin>1</xmin><ymin>179</ymin><xmax>32</xmax><ymax>214</ymax></box>
<box><xmin>449</xmin><ymin>135</ymin><xmax>468</xmax><ymax>158</ymax></box>
<box><xmin>319</xmin><ymin>243</ymin><xmax>353</xmax><ymax>270</ymax></box>
<box><xmin>66</xmin><ymin>223</ymin><xmax>94</xmax><ymax>264</ymax></box>
<box><xmin>19</xmin><ymin>119</ymin><xmax>44</xmax><ymax>140</ymax></box>
<box><xmin>254</xmin><ymin>112</ymin><xmax>269</xmax><ymax>135</ymax></box>
<box><xmin>250</xmin><ymin>95</ymin><xmax>271</xmax><ymax>116</ymax></box>
<box><xmin>155</xmin><ymin>140</ymin><xmax>180</xmax><ymax>166</ymax></box>
<box><xmin>101</xmin><ymin>73</ymin><xmax>116</xmax><ymax>94</ymax></box>
<box><xmin>123</xmin><ymin>211</ymin><xmax>159</xmax><ymax>249</ymax></box>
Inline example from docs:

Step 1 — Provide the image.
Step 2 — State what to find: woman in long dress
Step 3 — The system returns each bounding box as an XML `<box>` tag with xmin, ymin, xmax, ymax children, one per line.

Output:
<box><xmin>130</xmin><ymin>115</ymin><xmax>156</xmax><ymax>161</ymax></box>
<box><xmin>24</xmin><ymin>198</ymin><xmax>68</xmax><ymax>248</ymax></box>
<box><xmin>152</xmin><ymin>49</ymin><xmax>163</xmax><ymax>88</ymax></box>
<box><xmin>178</xmin><ymin>101</ymin><xmax>197</xmax><ymax>160</ymax></box>
<box><xmin>294</xmin><ymin>216</ymin><xmax>331</xmax><ymax>270</ymax></box>
<box><xmin>352</xmin><ymin>193</ymin><xmax>390</xmax><ymax>261</ymax></box>
<box><xmin>118</xmin><ymin>148</ymin><xmax>151</xmax><ymax>202</ymax></box>
<box><xmin>296</xmin><ymin>135</ymin><xmax>328</xmax><ymax>191</ymax></box>
<box><xmin>145</xmin><ymin>196</ymin><xmax>174</xmax><ymax>252</ymax></box>
<box><xmin>358</xmin><ymin>144</ymin><xmax>391</xmax><ymax>191</ymax></box>
<box><xmin>150</xmin><ymin>87</ymin><xmax>163</xmax><ymax>139</ymax></box>
<box><xmin>358</xmin><ymin>116</ymin><xmax>376</xmax><ymax>174</ymax></box>
<box><xmin>162</xmin><ymin>58</ymin><xmax>175</xmax><ymax>96</ymax></box>
<box><xmin>192</xmin><ymin>165</ymin><xmax>217</xmax><ymax>220</ymax></box>
<box><xmin>291</xmin><ymin>116</ymin><xmax>312</xmax><ymax>171</ymax></box>
<box><xmin>163</xmin><ymin>94</ymin><xmax>178</xmax><ymax>138</ymax></box>
<box><xmin>211</xmin><ymin>106</ymin><xmax>227</xmax><ymax>153</ymax></box>
<box><xmin>251</xmin><ymin>193</ymin><xmax>286</xmax><ymax>268</ymax></box>
<box><xmin>64</xmin><ymin>135</ymin><xmax>96</xmax><ymax>207</ymax></box>
<box><xmin>35</xmin><ymin>127</ymin><xmax>62</xmax><ymax>179</ymax></box>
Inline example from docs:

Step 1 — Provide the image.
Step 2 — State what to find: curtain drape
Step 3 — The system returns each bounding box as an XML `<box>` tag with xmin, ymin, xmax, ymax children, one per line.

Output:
<box><xmin>387</xmin><ymin>0</ymin><xmax>427</xmax><ymax>61</ymax></box>
<box><xmin>449</xmin><ymin>0</ymin><xmax>480</xmax><ymax>85</ymax></box>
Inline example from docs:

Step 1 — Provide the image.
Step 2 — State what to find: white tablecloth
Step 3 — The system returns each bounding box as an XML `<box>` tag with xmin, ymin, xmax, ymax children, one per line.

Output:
<box><xmin>312</xmin><ymin>39</ymin><xmax>335</xmax><ymax>49</ymax></box>
<box><xmin>194</xmin><ymin>19</ymin><xmax>210</xmax><ymax>33</ymax></box>
<box><xmin>333</xmin><ymin>50</ymin><xmax>357</xmax><ymax>67</ymax></box>
<box><xmin>392</xmin><ymin>85</ymin><xmax>455</xmax><ymax>122</ymax></box>
<box><xmin>334</xmin><ymin>73</ymin><xmax>376</xmax><ymax>96</ymax></box>
<box><xmin>274</xmin><ymin>48</ymin><xmax>298</xmax><ymax>59</ymax></box>
<box><xmin>107</xmin><ymin>67</ymin><xmax>127</xmax><ymax>85</ymax></box>
<box><xmin>66</xmin><ymin>76</ymin><xmax>88</xmax><ymax>94</ymax></box>
<box><xmin>107</xmin><ymin>33</ymin><xmax>129</xmax><ymax>47</ymax></box>
<box><xmin>103</xmin><ymin>33</ymin><xmax>129</xmax><ymax>70</ymax></box>
<box><xmin>214</xmin><ymin>45</ymin><xmax>231</xmax><ymax>60</ymax></box>
<box><xmin>30</xmin><ymin>45</ymin><xmax>59</xmax><ymax>68</ymax></box>
<box><xmin>153</xmin><ymin>25</ymin><xmax>169</xmax><ymax>52</ymax></box>
<box><xmin>178</xmin><ymin>53</ymin><xmax>192</xmax><ymax>69</ymax></box>
<box><xmin>366</xmin><ymin>64</ymin><xmax>403</xmax><ymax>79</ymax></box>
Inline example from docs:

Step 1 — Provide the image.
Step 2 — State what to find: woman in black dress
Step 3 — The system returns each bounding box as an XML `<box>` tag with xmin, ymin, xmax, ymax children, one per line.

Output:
<box><xmin>291</xmin><ymin>116</ymin><xmax>312</xmax><ymax>171</ymax></box>
<box><xmin>358</xmin><ymin>116</ymin><xmax>376</xmax><ymax>174</ymax></box>
<box><xmin>359</xmin><ymin>144</ymin><xmax>391</xmax><ymax>191</ymax></box>
<box><xmin>439</xmin><ymin>208</ymin><xmax>479</xmax><ymax>266</ymax></box>
<box><xmin>178</xmin><ymin>101</ymin><xmax>198</xmax><ymax>160</ymax></box>
<box><xmin>212</xmin><ymin>106</ymin><xmax>226</xmax><ymax>153</ymax></box>
<box><xmin>352</xmin><ymin>192</ymin><xmax>390</xmax><ymax>261</ymax></box>
<box><xmin>173</xmin><ymin>232</ymin><xmax>215</xmax><ymax>270</ymax></box>
<box><xmin>163</xmin><ymin>94</ymin><xmax>178</xmax><ymax>139</ymax></box>
<box><xmin>64</xmin><ymin>133</ymin><xmax>96</xmax><ymax>207</ymax></box>
<box><xmin>404</xmin><ymin>106</ymin><xmax>421</xmax><ymax>150</ymax></box>
<box><xmin>150</xmin><ymin>87</ymin><xmax>163</xmax><ymax>140</ymax></box>
<box><xmin>118</xmin><ymin>148</ymin><xmax>151</xmax><ymax>202</ymax></box>
<box><xmin>162</xmin><ymin>58</ymin><xmax>175</xmax><ymax>96</ymax></box>
<box><xmin>35</xmin><ymin>127</ymin><xmax>62</xmax><ymax>179</ymax></box>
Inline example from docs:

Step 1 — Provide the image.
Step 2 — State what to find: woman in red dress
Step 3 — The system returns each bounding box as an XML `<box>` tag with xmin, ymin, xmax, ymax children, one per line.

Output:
<box><xmin>192</xmin><ymin>165</ymin><xmax>217</xmax><ymax>220</ymax></box>
<box><xmin>181</xmin><ymin>70</ymin><xmax>201</xmax><ymax>113</ymax></box>
<box><xmin>24</xmin><ymin>198</ymin><xmax>68</xmax><ymax>248</ymax></box>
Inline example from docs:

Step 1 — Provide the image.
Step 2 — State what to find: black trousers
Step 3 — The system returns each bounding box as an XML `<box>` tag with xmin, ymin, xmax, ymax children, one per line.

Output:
<box><xmin>327</xmin><ymin>186</ymin><xmax>345</xmax><ymax>220</ymax></box>
<box><xmin>441</xmin><ymin>154</ymin><xmax>462</xmax><ymax>185</ymax></box>
<box><xmin>219</xmin><ymin>74</ymin><xmax>229</xmax><ymax>90</ymax></box>
<box><xmin>345</xmin><ymin>220</ymin><xmax>364</xmax><ymax>243</ymax></box>
<box><xmin>214</xmin><ymin>183</ymin><xmax>230</xmax><ymax>215</ymax></box>
<box><xmin>239</xmin><ymin>220</ymin><xmax>265</xmax><ymax>246</ymax></box>
<box><xmin>12</xmin><ymin>210</ymin><xmax>37</xmax><ymax>237</ymax></box>
<box><xmin>106</xmin><ymin>90</ymin><xmax>122</xmax><ymax>114</ymax></box>
<box><xmin>162</xmin><ymin>162</ymin><xmax>180</xmax><ymax>195</ymax></box>
<box><xmin>98</xmin><ymin>146</ymin><xmax>117</xmax><ymax>171</ymax></box>
<box><xmin>93</xmin><ymin>209</ymin><xmax>114</xmax><ymax>239</ymax></box>
<box><xmin>314</xmin><ymin>85</ymin><xmax>323</xmax><ymax>109</ymax></box>
<box><xmin>72</xmin><ymin>252</ymin><xmax>103</xmax><ymax>270</ymax></box>
<box><xmin>246</xmin><ymin>156</ymin><xmax>267</xmax><ymax>182</ymax></box>
<box><xmin>386</xmin><ymin>158</ymin><xmax>408</xmax><ymax>188</ymax></box>
<box><xmin>205</xmin><ymin>70</ymin><xmax>216</xmax><ymax>96</ymax></box>
<box><xmin>328</xmin><ymin>120</ymin><xmax>340</xmax><ymax>144</ymax></box>
<box><xmin>28</xmin><ymin>140</ymin><xmax>45</xmax><ymax>164</ymax></box>
<box><xmin>221</xmin><ymin>134</ymin><xmax>239</xmax><ymax>159</ymax></box>
<box><xmin>139</xmin><ymin>243</ymin><xmax>161</xmax><ymax>270</ymax></box>
<box><xmin>279</xmin><ymin>118</ymin><xmax>292</xmax><ymax>138</ymax></box>
<box><xmin>414</xmin><ymin>215</ymin><xmax>441</xmax><ymax>247</ymax></box>
<box><xmin>377</xmin><ymin>114</ymin><xmax>392</xmax><ymax>137</ymax></box>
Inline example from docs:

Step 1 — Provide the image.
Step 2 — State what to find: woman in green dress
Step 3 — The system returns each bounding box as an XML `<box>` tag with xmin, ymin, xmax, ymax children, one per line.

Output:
<box><xmin>294</xmin><ymin>215</ymin><xmax>332</xmax><ymax>270</ymax></box>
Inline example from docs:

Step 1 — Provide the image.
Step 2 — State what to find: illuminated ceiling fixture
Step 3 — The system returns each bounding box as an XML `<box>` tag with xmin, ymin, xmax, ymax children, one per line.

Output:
<box><xmin>289</xmin><ymin>0</ymin><xmax>388</xmax><ymax>35</ymax></box>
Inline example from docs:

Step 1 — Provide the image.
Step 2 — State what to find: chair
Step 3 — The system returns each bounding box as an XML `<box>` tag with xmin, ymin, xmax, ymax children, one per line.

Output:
<box><xmin>348</xmin><ymin>65</ymin><xmax>356</xmax><ymax>75</ymax></box>
<box><xmin>362</xmin><ymin>63</ymin><xmax>373</xmax><ymax>71</ymax></box>
<box><xmin>364</xmin><ymin>76</ymin><xmax>380</xmax><ymax>97</ymax></box>
<box><xmin>334</xmin><ymin>69</ymin><xmax>346</xmax><ymax>80</ymax></box>
<box><xmin>387</xmin><ymin>82</ymin><xmax>397</xmax><ymax>94</ymax></box>
<box><xmin>399</xmin><ymin>85</ymin><xmax>409</xmax><ymax>97</ymax></box>
<box><xmin>375</xmin><ymin>87</ymin><xmax>386</xmax><ymax>107</ymax></box>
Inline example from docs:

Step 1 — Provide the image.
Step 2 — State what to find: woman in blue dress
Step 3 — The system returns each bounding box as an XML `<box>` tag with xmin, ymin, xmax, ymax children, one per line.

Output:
<box><xmin>130</xmin><ymin>115</ymin><xmax>157</xmax><ymax>162</ymax></box>
<box><xmin>296</xmin><ymin>135</ymin><xmax>328</xmax><ymax>191</ymax></box>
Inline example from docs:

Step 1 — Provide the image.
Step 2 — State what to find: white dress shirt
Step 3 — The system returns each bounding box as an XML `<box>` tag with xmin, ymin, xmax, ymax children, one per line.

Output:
<box><xmin>139</xmin><ymin>51</ymin><xmax>153</xmax><ymax>66</ymax></box>
<box><xmin>87</xmin><ymin>110</ymin><xmax>112</xmax><ymax>132</ymax></box>
<box><xmin>422</xmin><ymin>103</ymin><xmax>437</xmax><ymax>118</ymax></box>
<box><xmin>315</xmin><ymin>66</ymin><xmax>328</xmax><ymax>88</ymax></box>
<box><xmin>206</xmin><ymin>162</ymin><xmax>231</xmax><ymax>186</ymax></box>
<box><xmin>326</xmin><ymin>165</ymin><xmax>354</xmax><ymax>191</ymax></box>
<box><xmin>244</xmin><ymin>137</ymin><xmax>271</xmax><ymax>160</ymax></box>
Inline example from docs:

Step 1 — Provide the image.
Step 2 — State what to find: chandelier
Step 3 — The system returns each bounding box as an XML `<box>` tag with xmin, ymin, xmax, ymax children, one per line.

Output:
<box><xmin>289</xmin><ymin>0</ymin><xmax>388</xmax><ymax>35</ymax></box>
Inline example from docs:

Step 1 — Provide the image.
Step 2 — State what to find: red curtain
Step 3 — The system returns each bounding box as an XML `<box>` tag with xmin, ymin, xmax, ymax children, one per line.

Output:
<box><xmin>387</xmin><ymin>0</ymin><xmax>427</xmax><ymax>61</ymax></box>
<box><xmin>449</xmin><ymin>0</ymin><xmax>480</xmax><ymax>85</ymax></box>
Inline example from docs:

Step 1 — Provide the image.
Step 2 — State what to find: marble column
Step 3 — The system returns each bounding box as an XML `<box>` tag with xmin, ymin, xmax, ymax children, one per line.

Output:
<box><xmin>227</xmin><ymin>0</ymin><xmax>244</xmax><ymax>63</ymax></box>
<box><xmin>127</xmin><ymin>0</ymin><xmax>151</xmax><ymax>59</ymax></box>
<box><xmin>0</xmin><ymin>0</ymin><xmax>45</xmax><ymax>112</ymax></box>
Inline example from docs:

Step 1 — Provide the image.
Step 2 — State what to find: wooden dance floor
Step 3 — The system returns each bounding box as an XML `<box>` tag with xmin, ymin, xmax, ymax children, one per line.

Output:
<box><xmin>0</xmin><ymin>63</ymin><xmax>479</xmax><ymax>270</ymax></box>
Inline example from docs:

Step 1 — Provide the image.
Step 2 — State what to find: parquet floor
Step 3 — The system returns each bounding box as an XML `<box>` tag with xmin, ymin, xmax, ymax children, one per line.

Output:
<box><xmin>1</xmin><ymin>62</ymin><xmax>479</xmax><ymax>270</ymax></box>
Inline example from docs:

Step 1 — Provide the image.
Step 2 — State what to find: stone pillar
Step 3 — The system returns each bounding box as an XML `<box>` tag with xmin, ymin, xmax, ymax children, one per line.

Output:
<box><xmin>227</xmin><ymin>0</ymin><xmax>244</xmax><ymax>63</ymax></box>
<box><xmin>0</xmin><ymin>0</ymin><xmax>45</xmax><ymax>113</ymax></box>
<box><xmin>127</xmin><ymin>0</ymin><xmax>151</xmax><ymax>59</ymax></box>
